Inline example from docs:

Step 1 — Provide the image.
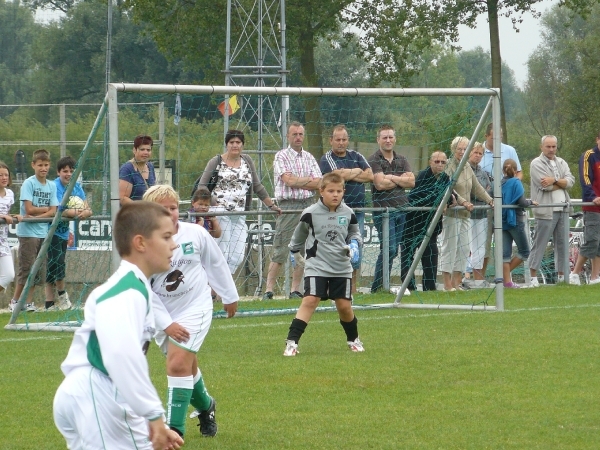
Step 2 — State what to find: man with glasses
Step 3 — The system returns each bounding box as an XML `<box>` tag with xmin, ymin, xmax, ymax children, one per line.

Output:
<box><xmin>367</xmin><ymin>125</ymin><xmax>415</xmax><ymax>293</ymax></box>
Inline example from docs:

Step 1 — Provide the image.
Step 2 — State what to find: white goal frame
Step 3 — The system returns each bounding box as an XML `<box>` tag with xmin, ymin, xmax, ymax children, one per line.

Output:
<box><xmin>107</xmin><ymin>84</ymin><xmax>505</xmax><ymax>312</ymax></box>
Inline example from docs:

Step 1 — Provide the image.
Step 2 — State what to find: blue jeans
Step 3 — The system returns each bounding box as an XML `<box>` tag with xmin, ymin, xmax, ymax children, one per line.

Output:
<box><xmin>502</xmin><ymin>220</ymin><xmax>530</xmax><ymax>262</ymax></box>
<box><xmin>351</xmin><ymin>211</ymin><xmax>365</xmax><ymax>270</ymax></box>
<box><xmin>371</xmin><ymin>210</ymin><xmax>406</xmax><ymax>292</ymax></box>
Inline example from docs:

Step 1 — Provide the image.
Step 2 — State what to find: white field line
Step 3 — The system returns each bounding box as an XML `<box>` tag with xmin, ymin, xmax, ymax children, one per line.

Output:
<box><xmin>2</xmin><ymin>303</ymin><xmax>599</xmax><ymax>342</ymax></box>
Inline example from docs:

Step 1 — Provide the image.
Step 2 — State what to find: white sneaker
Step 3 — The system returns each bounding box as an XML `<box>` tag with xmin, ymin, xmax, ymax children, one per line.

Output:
<box><xmin>569</xmin><ymin>273</ymin><xmax>581</xmax><ymax>285</ymax></box>
<box><xmin>347</xmin><ymin>338</ymin><xmax>365</xmax><ymax>352</ymax></box>
<box><xmin>283</xmin><ymin>340</ymin><xmax>298</xmax><ymax>356</ymax></box>
<box><xmin>8</xmin><ymin>300</ymin><xmax>17</xmax><ymax>312</ymax></box>
<box><xmin>529</xmin><ymin>278</ymin><xmax>540</xmax><ymax>288</ymax></box>
<box><xmin>557</xmin><ymin>275</ymin><xmax>565</xmax><ymax>283</ymax></box>
<box><xmin>57</xmin><ymin>292</ymin><xmax>72</xmax><ymax>310</ymax></box>
<box><xmin>589</xmin><ymin>278</ymin><xmax>600</xmax><ymax>285</ymax></box>
<box><xmin>26</xmin><ymin>303</ymin><xmax>37</xmax><ymax>312</ymax></box>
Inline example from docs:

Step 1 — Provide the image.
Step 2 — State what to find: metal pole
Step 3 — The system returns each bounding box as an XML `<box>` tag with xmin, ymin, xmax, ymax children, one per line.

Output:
<box><xmin>108</xmin><ymin>85</ymin><xmax>121</xmax><ymax>273</ymax></box>
<box><xmin>382</xmin><ymin>210</ymin><xmax>390</xmax><ymax>291</ymax></box>
<box><xmin>492</xmin><ymin>92</ymin><xmax>504</xmax><ymax>311</ymax></box>
<box><xmin>158</xmin><ymin>102</ymin><xmax>166</xmax><ymax>184</ymax></box>
<box><xmin>59</xmin><ymin>104</ymin><xmax>66</xmax><ymax>157</ymax></box>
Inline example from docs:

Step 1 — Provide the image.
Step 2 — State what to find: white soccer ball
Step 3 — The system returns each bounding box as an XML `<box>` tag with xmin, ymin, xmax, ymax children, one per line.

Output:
<box><xmin>67</xmin><ymin>196</ymin><xmax>85</xmax><ymax>210</ymax></box>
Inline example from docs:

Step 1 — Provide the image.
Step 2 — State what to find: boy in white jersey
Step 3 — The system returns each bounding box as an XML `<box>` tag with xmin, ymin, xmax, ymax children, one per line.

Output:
<box><xmin>283</xmin><ymin>172</ymin><xmax>364</xmax><ymax>356</ymax></box>
<box><xmin>143</xmin><ymin>185</ymin><xmax>239</xmax><ymax>439</ymax></box>
<box><xmin>53</xmin><ymin>201</ymin><xmax>183</xmax><ymax>450</ymax></box>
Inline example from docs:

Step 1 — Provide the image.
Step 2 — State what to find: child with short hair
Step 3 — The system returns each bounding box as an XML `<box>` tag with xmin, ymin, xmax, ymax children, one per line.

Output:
<box><xmin>53</xmin><ymin>201</ymin><xmax>183</xmax><ymax>450</ymax></box>
<box><xmin>143</xmin><ymin>185</ymin><xmax>238</xmax><ymax>438</ymax></box>
<box><xmin>190</xmin><ymin>186</ymin><xmax>222</xmax><ymax>238</ymax></box>
<box><xmin>0</xmin><ymin>161</ymin><xmax>20</xmax><ymax>296</ymax></box>
<box><xmin>11</xmin><ymin>149</ymin><xmax>59</xmax><ymax>312</ymax></box>
<box><xmin>45</xmin><ymin>156</ymin><xmax>92</xmax><ymax>311</ymax></box>
<box><xmin>283</xmin><ymin>172</ymin><xmax>364</xmax><ymax>356</ymax></box>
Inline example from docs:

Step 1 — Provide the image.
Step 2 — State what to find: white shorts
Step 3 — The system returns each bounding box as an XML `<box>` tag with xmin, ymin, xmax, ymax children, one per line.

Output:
<box><xmin>154</xmin><ymin>309</ymin><xmax>213</xmax><ymax>355</ymax></box>
<box><xmin>53</xmin><ymin>367</ymin><xmax>153</xmax><ymax>450</ymax></box>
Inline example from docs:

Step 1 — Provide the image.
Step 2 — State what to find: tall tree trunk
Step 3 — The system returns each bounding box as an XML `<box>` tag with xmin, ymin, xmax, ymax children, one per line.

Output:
<box><xmin>487</xmin><ymin>0</ymin><xmax>508</xmax><ymax>143</ymax></box>
<box><xmin>298</xmin><ymin>29</ymin><xmax>324</xmax><ymax>159</ymax></box>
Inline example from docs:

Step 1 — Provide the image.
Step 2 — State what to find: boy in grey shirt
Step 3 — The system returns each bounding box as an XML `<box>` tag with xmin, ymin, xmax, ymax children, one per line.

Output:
<box><xmin>283</xmin><ymin>172</ymin><xmax>363</xmax><ymax>356</ymax></box>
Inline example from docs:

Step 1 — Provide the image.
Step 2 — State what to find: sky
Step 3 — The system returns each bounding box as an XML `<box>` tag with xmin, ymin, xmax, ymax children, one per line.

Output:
<box><xmin>457</xmin><ymin>0</ymin><xmax>557</xmax><ymax>88</ymax></box>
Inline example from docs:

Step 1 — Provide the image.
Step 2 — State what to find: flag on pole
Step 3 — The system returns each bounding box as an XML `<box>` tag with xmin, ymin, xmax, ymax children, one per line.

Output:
<box><xmin>217</xmin><ymin>95</ymin><xmax>240</xmax><ymax>116</ymax></box>
<box><xmin>174</xmin><ymin>94</ymin><xmax>181</xmax><ymax>125</ymax></box>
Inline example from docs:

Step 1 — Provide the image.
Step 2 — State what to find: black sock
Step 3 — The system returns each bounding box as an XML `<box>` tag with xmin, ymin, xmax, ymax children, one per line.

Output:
<box><xmin>45</xmin><ymin>301</ymin><xmax>55</xmax><ymax>309</ymax></box>
<box><xmin>287</xmin><ymin>318</ymin><xmax>308</xmax><ymax>343</ymax></box>
<box><xmin>57</xmin><ymin>290</ymin><xmax>66</xmax><ymax>296</ymax></box>
<box><xmin>340</xmin><ymin>316</ymin><xmax>358</xmax><ymax>342</ymax></box>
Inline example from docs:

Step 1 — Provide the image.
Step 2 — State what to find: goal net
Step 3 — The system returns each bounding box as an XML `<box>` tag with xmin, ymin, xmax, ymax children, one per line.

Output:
<box><xmin>5</xmin><ymin>85</ymin><xmax>505</xmax><ymax>331</ymax></box>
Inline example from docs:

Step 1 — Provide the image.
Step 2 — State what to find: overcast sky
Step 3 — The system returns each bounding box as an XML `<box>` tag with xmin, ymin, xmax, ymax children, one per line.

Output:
<box><xmin>457</xmin><ymin>0</ymin><xmax>557</xmax><ymax>88</ymax></box>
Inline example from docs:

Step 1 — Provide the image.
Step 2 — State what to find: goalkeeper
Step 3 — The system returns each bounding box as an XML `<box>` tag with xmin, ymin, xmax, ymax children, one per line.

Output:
<box><xmin>283</xmin><ymin>172</ymin><xmax>363</xmax><ymax>356</ymax></box>
<box><xmin>46</xmin><ymin>156</ymin><xmax>92</xmax><ymax>311</ymax></box>
<box><xmin>143</xmin><ymin>185</ymin><xmax>239</xmax><ymax>439</ymax></box>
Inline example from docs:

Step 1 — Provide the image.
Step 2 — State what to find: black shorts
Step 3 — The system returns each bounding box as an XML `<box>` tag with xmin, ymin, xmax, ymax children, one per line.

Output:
<box><xmin>303</xmin><ymin>276</ymin><xmax>352</xmax><ymax>301</ymax></box>
<box><xmin>47</xmin><ymin>235</ymin><xmax>68</xmax><ymax>284</ymax></box>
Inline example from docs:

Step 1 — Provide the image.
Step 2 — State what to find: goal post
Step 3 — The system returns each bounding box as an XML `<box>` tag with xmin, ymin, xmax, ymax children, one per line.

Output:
<box><xmin>107</xmin><ymin>84</ymin><xmax>506</xmax><ymax>312</ymax></box>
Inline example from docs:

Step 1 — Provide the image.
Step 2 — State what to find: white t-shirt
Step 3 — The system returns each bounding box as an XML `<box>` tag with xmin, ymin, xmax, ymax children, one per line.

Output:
<box><xmin>150</xmin><ymin>222</ymin><xmax>239</xmax><ymax>331</ymax></box>
<box><xmin>0</xmin><ymin>189</ymin><xmax>14</xmax><ymax>257</ymax></box>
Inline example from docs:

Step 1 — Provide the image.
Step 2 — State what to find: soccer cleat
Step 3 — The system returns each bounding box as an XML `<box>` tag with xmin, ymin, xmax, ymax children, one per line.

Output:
<box><xmin>57</xmin><ymin>292</ymin><xmax>72</xmax><ymax>310</ymax></box>
<box><xmin>196</xmin><ymin>397</ymin><xmax>217</xmax><ymax>437</ymax></box>
<box><xmin>347</xmin><ymin>338</ymin><xmax>365</xmax><ymax>352</ymax></box>
<box><xmin>262</xmin><ymin>291</ymin><xmax>273</xmax><ymax>300</ymax></box>
<box><xmin>503</xmin><ymin>282</ymin><xmax>520</xmax><ymax>289</ymax></box>
<box><xmin>569</xmin><ymin>272</ymin><xmax>581</xmax><ymax>285</ymax></box>
<box><xmin>528</xmin><ymin>278</ymin><xmax>540</xmax><ymax>288</ymax></box>
<box><xmin>283</xmin><ymin>340</ymin><xmax>298</xmax><ymax>356</ymax></box>
<box><xmin>289</xmin><ymin>291</ymin><xmax>303</xmax><ymax>299</ymax></box>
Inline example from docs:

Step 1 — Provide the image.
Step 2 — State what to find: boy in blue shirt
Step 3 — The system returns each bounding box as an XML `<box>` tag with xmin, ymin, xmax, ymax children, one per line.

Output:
<box><xmin>10</xmin><ymin>149</ymin><xmax>59</xmax><ymax>312</ymax></box>
<box><xmin>45</xmin><ymin>156</ymin><xmax>92</xmax><ymax>311</ymax></box>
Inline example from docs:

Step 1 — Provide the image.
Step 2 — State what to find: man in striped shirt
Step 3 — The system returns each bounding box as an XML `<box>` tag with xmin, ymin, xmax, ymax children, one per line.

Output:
<box><xmin>263</xmin><ymin>121</ymin><xmax>322</xmax><ymax>300</ymax></box>
<box><xmin>320</xmin><ymin>124</ymin><xmax>373</xmax><ymax>291</ymax></box>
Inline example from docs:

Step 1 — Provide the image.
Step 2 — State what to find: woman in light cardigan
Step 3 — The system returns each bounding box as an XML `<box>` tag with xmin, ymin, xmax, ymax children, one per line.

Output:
<box><xmin>193</xmin><ymin>129</ymin><xmax>281</xmax><ymax>274</ymax></box>
<box><xmin>439</xmin><ymin>136</ymin><xmax>493</xmax><ymax>291</ymax></box>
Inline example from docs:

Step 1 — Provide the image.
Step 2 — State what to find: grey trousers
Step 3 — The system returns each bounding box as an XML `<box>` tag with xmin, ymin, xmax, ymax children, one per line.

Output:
<box><xmin>528</xmin><ymin>212</ymin><xmax>567</xmax><ymax>273</ymax></box>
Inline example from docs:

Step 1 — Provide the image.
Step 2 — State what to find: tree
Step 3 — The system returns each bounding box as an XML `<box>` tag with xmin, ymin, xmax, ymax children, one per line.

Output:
<box><xmin>122</xmin><ymin>0</ymin><xmax>444</xmax><ymax>158</ymax></box>
<box><xmin>0</xmin><ymin>0</ymin><xmax>37</xmax><ymax>106</ymax></box>
<box><xmin>407</xmin><ymin>0</ymin><xmax>600</xmax><ymax>144</ymax></box>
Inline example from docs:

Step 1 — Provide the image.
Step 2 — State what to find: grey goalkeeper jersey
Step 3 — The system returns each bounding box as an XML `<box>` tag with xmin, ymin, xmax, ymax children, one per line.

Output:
<box><xmin>289</xmin><ymin>199</ymin><xmax>362</xmax><ymax>278</ymax></box>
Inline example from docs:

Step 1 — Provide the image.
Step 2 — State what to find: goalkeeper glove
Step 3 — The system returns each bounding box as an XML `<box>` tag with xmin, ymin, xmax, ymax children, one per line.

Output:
<box><xmin>349</xmin><ymin>240</ymin><xmax>359</xmax><ymax>264</ymax></box>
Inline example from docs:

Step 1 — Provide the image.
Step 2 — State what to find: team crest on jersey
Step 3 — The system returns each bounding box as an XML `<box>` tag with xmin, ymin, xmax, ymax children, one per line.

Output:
<box><xmin>182</xmin><ymin>242</ymin><xmax>194</xmax><ymax>255</ymax></box>
<box><xmin>338</xmin><ymin>216</ymin><xmax>347</xmax><ymax>225</ymax></box>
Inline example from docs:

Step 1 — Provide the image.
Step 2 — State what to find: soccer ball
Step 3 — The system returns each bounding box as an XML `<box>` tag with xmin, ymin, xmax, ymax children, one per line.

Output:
<box><xmin>67</xmin><ymin>196</ymin><xmax>85</xmax><ymax>210</ymax></box>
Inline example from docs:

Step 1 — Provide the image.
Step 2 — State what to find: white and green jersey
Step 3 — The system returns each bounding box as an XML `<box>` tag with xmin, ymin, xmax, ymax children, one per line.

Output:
<box><xmin>150</xmin><ymin>222</ymin><xmax>239</xmax><ymax>331</ymax></box>
<box><xmin>60</xmin><ymin>260</ymin><xmax>164</xmax><ymax>422</ymax></box>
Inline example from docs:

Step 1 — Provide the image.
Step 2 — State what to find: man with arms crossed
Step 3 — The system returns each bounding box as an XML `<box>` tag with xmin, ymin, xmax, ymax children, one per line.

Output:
<box><xmin>263</xmin><ymin>121</ymin><xmax>322</xmax><ymax>300</ymax></box>
<box><xmin>368</xmin><ymin>125</ymin><xmax>415</xmax><ymax>293</ymax></box>
<box><xmin>320</xmin><ymin>124</ymin><xmax>373</xmax><ymax>292</ymax></box>
<box><xmin>528</xmin><ymin>135</ymin><xmax>574</xmax><ymax>286</ymax></box>
<box><xmin>53</xmin><ymin>202</ymin><xmax>183</xmax><ymax>450</ymax></box>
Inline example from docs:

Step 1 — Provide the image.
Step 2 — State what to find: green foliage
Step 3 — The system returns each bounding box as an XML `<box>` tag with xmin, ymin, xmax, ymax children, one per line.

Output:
<box><xmin>2</xmin><ymin>286</ymin><xmax>600</xmax><ymax>449</ymax></box>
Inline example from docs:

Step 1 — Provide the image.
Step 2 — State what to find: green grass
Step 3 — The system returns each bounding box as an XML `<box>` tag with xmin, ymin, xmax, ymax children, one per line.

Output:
<box><xmin>2</xmin><ymin>285</ymin><xmax>600</xmax><ymax>449</ymax></box>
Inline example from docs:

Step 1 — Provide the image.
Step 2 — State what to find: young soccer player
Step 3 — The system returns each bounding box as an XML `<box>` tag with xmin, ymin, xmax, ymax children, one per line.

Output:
<box><xmin>53</xmin><ymin>201</ymin><xmax>184</xmax><ymax>450</ymax></box>
<box><xmin>11</xmin><ymin>149</ymin><xmax>59</xmax><ymax>312</ymax></box>
<box><xmin>0</xmin><ymin>162</ymin><xmax>20</xmax><ymax>296</ymax></box>
<box><xmin>45</xmin><ymin>156</ymin><xmax>92</xmax><ymax>311</ymax></box>
<box><xmin>143</xmin><ymin>185</ymin><xmax>239</xmax><ymax>438</ymax></box>
<box><xmin>283</xmin><ymin>172</ymin><xmax>364</xmax><ymax>356</ymax></box>
<box><xmin>190</xmin><ymin>186</ymin><xmax>222</xmax><ymax>238</ymax></box>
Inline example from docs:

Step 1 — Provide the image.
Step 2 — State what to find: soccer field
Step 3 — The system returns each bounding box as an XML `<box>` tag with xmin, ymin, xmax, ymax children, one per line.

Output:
<box><xmin>1</xmin><ymin>285</ymin><xmax>599</xmax><ymax>449</ymax></box>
